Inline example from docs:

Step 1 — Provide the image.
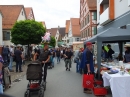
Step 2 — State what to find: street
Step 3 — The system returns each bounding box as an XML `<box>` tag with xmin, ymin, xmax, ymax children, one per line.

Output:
<box><xmin>4</xmin><ymin>60</ymin><xmax>96</xmax><ymax>97</ymax></box>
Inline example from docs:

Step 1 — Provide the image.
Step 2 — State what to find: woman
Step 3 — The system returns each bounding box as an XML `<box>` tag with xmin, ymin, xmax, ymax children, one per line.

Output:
<box><xmin>0</xmin><ymin>54</ymin><xmax>4</xmax><ymax>94</ymax></box>
<box><xmin>124</xmin><ymin>44</ymin><xmax>130</xmax><ymax>63</ymax></box>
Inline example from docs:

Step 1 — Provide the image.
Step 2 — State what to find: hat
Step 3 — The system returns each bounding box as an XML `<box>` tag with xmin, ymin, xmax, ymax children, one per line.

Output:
<box><xmin>86</xmin><ymin>42</ymin><xmax>92</xmax><ymax>46</ymax></box>
<box><xmin>124</xmin><ymin>44</ymin><xmax>130</xmax><ymax>47</ymax></box>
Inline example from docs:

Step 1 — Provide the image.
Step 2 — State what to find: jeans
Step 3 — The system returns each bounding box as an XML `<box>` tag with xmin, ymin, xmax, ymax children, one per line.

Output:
<box><xmin>65</xmin><ymin>59</ymin><xmax>71</xmax><ymax>68</ymax></box>
<box><xmin>76</xmin><ymin>60</ymin><xmax>80</xmax><ymax>72</ymax></box>
<box><xmin>16</xmin><ymin>60</ymin><xmax>22</xmax><ymax>72</ymax></box>
<box><xmin>0</xmin><ymin>84</ymin><xmax>3</xmax><ymax>94</ymax></box>
<box><xmin>57</xmin><ymin>57</ymin><xmax>60</xmax><ymax>63</ymax></box>
<box><xmin>9</xmin><ymin>56</ymin><xmax>13</xmax><ymax>70</ymax></box>
<box><xmin>52</xmin><ymin>57</ymin><xmax>55</xmax><ymax>66</ymax></box>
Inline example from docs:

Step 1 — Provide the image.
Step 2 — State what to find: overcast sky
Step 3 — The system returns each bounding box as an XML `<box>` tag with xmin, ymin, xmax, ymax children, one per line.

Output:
<box><xmin>0</xmin><ymin>0</ymin><xmax>80</xmax><ymax>29</ymax></box>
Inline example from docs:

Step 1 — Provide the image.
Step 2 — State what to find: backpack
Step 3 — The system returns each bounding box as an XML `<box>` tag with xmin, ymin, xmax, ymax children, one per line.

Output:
<box><xmin>2</xmin><ymin>47</ymin><xmax>9</xmax><ymax>55</ymax></box>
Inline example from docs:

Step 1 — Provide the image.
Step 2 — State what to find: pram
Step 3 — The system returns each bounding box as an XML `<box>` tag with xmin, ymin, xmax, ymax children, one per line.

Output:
<box><xmin>24</xmin><ymin>61</ymin><xmax>46</xmax><ymax>97</ymax></box>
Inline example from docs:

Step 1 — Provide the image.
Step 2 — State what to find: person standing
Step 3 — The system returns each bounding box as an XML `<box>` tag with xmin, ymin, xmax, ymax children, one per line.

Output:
<box><xmin>64</xmin><ymin>48</ymin><xmax>73</xmax><ymax>71</ymax></box>
<box><xmin>8</xmin><ymin>45</ymin><xmax>14</xmax><ymax>72</ymax></box>
<box><xmin>0</xmin><ymin>54</ymin><xmax>4</xmax><ymax>94</ymax></box>
<box><xmin>107</xmin><ymin>44</ymin><xmax>114</xmax><ymax>60</ymax></box>
<box><xmin>33</xmin><ymin>43</ymin><xmax>51</xmax><ymax>82</ymax></box>
<box><xmin>56</xmin><ymin>48</ymin><xmax>61</xmax><ymax>64</ymax></box>
<box><xmin>83</xmin><ymin>42</ymin><xmax>94</xmax><ymax>93</ymax></box>
<box><xmin>14</xmin><ymin>46</ymin><xmax>24</xmax><ymax>72</ymax></box>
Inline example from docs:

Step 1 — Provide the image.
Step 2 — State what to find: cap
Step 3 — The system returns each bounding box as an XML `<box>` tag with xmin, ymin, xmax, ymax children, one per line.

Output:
<box><xmin>86</xmin><ymin>42</ymin><xmax>92</xmax><ymax>46</ymax></box>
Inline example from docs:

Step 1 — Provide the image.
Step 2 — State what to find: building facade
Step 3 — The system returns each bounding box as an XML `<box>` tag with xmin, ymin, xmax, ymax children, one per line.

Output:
<box><xmin>0</xmin><ymin>12</ymin><xmax>2</xmax><ymax>46</ymax></box>
<box><xmin>68</xmin><ymin>18</ymin><xmax>80</xmax><ymax>46</ymax></box>
<box><xmin>97</xmin><ymin>0</ymin><xmax>130</xmax><ymax>33</ymax></box>
<box><xmin>80</xmin><ymin>0</ymin><xmax>97</xmax><ymax>41</ymax></box>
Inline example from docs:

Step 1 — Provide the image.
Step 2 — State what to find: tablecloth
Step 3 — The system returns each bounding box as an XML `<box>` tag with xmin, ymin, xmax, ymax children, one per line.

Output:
<box><xmin>102</xmin><ymin>72</ymin><xmax>130</xmax><ymax>97</ymax></box>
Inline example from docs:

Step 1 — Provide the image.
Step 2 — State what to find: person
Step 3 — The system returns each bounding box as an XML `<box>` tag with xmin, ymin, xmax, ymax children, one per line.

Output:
<box><xmin>124</xmin><ymin>44</ymin><xmax>130</xmax><ymax>63</ymax></box>
<box><xmin>83</xmin><ymin>42</ymin><xmax>94</xmax><ymax>94</ymax></box>
<box><xmin>101</xmin><ymin>46</ymin><xmax>108</xmax><ymax>60</ymax></box>
<box><xmin>107</xmin><ymin>44</ymin><xmax>114</xmax><ymax>60</ymax></box>
<box><xmin>2</xmin><ymin>45</ymin><xmax>10</xmax><ymax>65</ymax></box>
<box><xmin>64</xmin><ymin>48</ymin><xmax>73</xmax><ymax>71</ymax></box>
<box><xmin>0</xmin><ymin>54</ymin><xmax>4</xmax><ymax>94</ymax></box>
<box><xmin>51</xmin><ymin>49</ymin><xmax>55</xmax><ymax>67</ymax></box>
<box><xmin>74</xmin><ymin>50</ymin><xmax>80</xmax><ymax>73</ymax></box>
<box><xmin>0</xmin><ymin>94</ymin><xmax>14</xmax><ymax>97</ymax></box>
<box><xmin>56</xmin><ymin>48</ymin><xmax>61</xmax><ymax>64</ymax></box>
<box><xmin>20</xmin><ymin>47</ymin><xmax>25</xmax><ymax>65</ymax></box>
<box><xmin>33</xmin><ymin>43</ymin><xmax>51</xmax><ymax>82</ymax></box>
<box><xmin>14</xmin><ymin>45</ymin><xmax>24</xmax><ymax>72</ymax></box>
<box><xmin>8</xmin><ymin>45</ymin><xmax>14</xmax><ymax>72</ymax></box>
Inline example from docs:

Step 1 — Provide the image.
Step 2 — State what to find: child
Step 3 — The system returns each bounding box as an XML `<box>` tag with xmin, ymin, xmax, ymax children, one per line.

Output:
<box><xmin>0</xmin><ymin>54</ymin><xmax>4</xmax><ymax>94</ymax></box>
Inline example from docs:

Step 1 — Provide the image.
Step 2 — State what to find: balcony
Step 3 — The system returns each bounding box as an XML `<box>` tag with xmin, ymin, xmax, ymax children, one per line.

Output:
<box><xmin>100</xmin><ymin>7</ymin><xmax>111</xmax><ymax>25</ymax></box>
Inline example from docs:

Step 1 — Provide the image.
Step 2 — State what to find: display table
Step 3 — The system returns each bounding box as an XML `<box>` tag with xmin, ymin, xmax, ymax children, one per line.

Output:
<box><xmin>102</xmin><ymin>72</ymin><xmax>130</xmax><ymax>97</ymax></box>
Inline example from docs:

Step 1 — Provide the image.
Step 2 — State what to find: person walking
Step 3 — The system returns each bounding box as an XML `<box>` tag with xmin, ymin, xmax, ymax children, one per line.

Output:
<box><xmin>8</xmin><ymin>45</ymin><xmax>14</xmax><ymax>72</ymax></box>
<box><xmin>56</xmin><ymin>48</ymin><xmax>61</xmax><ymax>64</ymax></box>
<box><xmin>0</xmin><ymin>54</ymin><xmax>4</xmax><ymax>94</ymax></box>
<box><xmin>34</xmin><ymin>43</ymin><xmax>51</xmax><ymax>82</ymax></box>
<box><xmin>82</xmin><ymin>42</ymin><xmax>94</xmax><ymax>93</ymax></box>
<box><xmin>14</xmin><ymin>45</ymin><xmax>24</xmax><ymax>72</ymax></box>
<box><xmin>64</xmin><ymin>48</ymin><xmax>73</xmax><ymax>71</ymax></box>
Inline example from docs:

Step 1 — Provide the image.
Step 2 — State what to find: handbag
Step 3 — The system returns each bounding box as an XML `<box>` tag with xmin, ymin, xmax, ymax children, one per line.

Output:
<box><xmin>82</xmin><ymin>74</ymin><xmax>94</xmax><ymax>89</ymax></box>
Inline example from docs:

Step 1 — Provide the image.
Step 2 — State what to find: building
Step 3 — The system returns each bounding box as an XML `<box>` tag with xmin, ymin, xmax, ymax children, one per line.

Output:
<box><xmin>97</xmin><ymin>0</ymin><xmax>130</xmax><ymax>32</ymax></box>
<box><xmin>0</xmin><ymin>12</ymin><xmax>2</xmax><ymax>46</ymax></box>
<box><xmin>0</xmin><ymin>5</ymin><xmax>27</xmax><ymax>45</ymax></box>
<box><xmin>25</xmin><ymin>7</ymin><xmax>35</xmax><ymax>20</ymax></box>
<box><xmin>62</xmin><ymin>20</ymin><xmax>70</xmax><ymax>44</ymax></box>
<box><xmin>68</xmin><ymin>18</ymin><xmax>80</xmax><ymax>46</ymax></box>
<box><xmin>80</xmin><ymin>0</ymin><xmax>97</xmax><ymax>41</ymax></box>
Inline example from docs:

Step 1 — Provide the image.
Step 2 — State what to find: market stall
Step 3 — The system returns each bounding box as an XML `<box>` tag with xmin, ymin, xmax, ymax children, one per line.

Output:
<box><xmin>84</xmin><ymin>28</ymin><xmax>130</xmax><ymax>97</ymax></box>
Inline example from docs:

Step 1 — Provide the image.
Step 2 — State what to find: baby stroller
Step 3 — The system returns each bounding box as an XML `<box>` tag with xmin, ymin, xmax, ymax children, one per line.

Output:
<box><xmin>24</xmin><ymin>61</ymin><xmax>46</xmax><ymax>97</ymax></box>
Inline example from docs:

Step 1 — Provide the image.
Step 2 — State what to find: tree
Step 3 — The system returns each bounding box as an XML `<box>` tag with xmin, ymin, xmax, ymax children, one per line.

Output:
<box><xmin>11</xmin><ymin>20</ymin><xmax>46</xmax><ymax>59</ymax></box>
<box><xmin>49</xmin><ymin>36</ymin><xmax>56</xmax><ymax>47</ymax></box>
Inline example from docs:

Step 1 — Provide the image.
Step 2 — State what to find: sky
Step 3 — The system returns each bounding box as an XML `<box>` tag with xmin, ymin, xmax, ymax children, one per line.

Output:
<box><xmin>0</xmin><ymin>0</ymin><xmax>80</xmax><ymax>29</ymax></box>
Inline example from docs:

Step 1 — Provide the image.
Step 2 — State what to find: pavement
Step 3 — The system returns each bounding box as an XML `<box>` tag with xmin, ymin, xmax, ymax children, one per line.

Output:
<box><xmin>4</xmin><ymin>59</ymin><xmax>112</xmax><ymax>97</ymax></box>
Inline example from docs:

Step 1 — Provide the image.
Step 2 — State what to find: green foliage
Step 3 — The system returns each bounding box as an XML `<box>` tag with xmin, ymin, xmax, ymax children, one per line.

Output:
<box><xmin>11</xmin><ymin>20</ymin><xmax>46</xmax><ymax>45</ymax></box>
<box><xmin>49</xmin><ymin>36</ymin><xmax>56</xmax><ymax>47</ymax></box>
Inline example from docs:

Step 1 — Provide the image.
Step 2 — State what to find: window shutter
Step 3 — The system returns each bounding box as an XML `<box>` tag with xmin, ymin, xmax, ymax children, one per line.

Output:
<box><xmin>94</xmin><ymin>12</ymin><xmax>97</xmax><ymax>20</ymax></box>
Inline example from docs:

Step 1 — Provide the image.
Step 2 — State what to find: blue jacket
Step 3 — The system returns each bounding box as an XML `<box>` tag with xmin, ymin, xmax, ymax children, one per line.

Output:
<box><xmin>80</xmin><ymin>48</ymin><xmax>94</xmax><ymax>72</ymax></box>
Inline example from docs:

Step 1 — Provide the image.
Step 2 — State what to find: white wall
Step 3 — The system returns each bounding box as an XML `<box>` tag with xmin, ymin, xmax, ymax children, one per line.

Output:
<box><xmin>17</xmin><ymin>8</ymin><xmax>26</xmax><ymax>21</ymax></box>
<box><xmin>0</xmin><ymin>13</ymin><xmax>2</xmax><ymax>46</ymax></box>
<box><xmin>115</xmin><ymin>0</ymin><xmax>130</xmax><ymax>18</ymax></box>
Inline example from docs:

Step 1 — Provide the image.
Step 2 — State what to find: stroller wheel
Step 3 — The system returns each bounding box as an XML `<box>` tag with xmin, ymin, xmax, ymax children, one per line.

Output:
<box><xmin>38</xmin><ymin>88</ymin><xmax>44</xmax><ymax>97</ymax></box>
<box><xmin>24</xmin><ymin>90</ymin><xmax>31</xmax><ymax>97</ymax></box>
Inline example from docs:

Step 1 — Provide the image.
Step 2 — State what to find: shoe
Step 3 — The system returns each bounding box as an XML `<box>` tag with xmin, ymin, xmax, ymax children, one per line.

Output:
<box><xmin>66</xmin><ymin>68</ymin><xmax>68</xmax><ymax>71</ymax></box>
<box><xmin>68</xmin><ymin>68</ymin><xmax>70</xmax><ymax>71</ymax></box>
<box><xmin>9</xmin><ymin>69</ymin><xmax>14</xmax><ymax>72</ymax></box>
<box><xmin>19</xmin><ymin>71</ymin><xmax>23</xmax><ymax>72</ymax></box>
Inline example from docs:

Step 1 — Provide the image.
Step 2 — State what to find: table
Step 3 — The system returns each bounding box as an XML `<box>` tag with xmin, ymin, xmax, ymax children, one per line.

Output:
<box><xmin>102</xmin><ymin>72</ymin><xmax>130</xmax><ymax>97</ymax></box>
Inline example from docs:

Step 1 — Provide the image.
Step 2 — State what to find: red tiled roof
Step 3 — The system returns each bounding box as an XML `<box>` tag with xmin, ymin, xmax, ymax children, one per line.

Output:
<box><xmin>47</xmin><ymin>28</ymin><xmax>58</xmax><ymax>37</ymax></box>
<box><xmin>65</xmin><ymin>20</ymin><xmax>70</xmax><ymax>34</ymax></box>
<box><xmin>25</xmin><ymin>7</ymin><xmax>35</xmax><ymax>20</ymax></box>
<box><xmin>0</xmin><ymin>5</ymin><xmax>25</xmax><ymax>29</ymax></box>
<box><xmin>86</xmin><ymin>0</ymin><xmax>97</xmax><ymax>10</ymax></box>
<box><xmin>70</xmin><ymin>18</ymin><xmax>80</xmax><ymax>37</ymax></box>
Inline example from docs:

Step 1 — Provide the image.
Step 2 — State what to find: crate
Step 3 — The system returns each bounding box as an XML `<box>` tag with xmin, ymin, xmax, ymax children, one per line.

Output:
<box><xmin>93</xmin><ymin>81</ymin><xmax>107</xmax><ymax>96</ymax></box>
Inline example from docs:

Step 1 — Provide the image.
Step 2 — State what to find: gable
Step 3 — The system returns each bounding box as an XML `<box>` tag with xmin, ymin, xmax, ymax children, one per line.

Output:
<box><xmin>25</xmin><ymin>7</ymin><xmax>35</xmax><ymax>20</ymax></box>
<box><xmin>17</xmin><ymin>8</ymin><xmax>26</xmax><ymax>21</ymax></box>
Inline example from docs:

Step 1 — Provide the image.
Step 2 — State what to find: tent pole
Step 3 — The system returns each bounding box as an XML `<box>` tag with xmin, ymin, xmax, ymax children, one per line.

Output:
<box><xmin>118</xmin><ymin>42</ymin><xmax>123</xmax><ymax>57</ymax></box>
<box><xmin>97</xmin><ymin>41</ymin><xmax>102</xmax><ymax>80</ymax></box>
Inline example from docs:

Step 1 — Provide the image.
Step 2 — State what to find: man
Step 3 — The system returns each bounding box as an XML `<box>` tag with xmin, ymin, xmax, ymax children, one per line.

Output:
<box><xmin>8</xmin><ymin>45</ymin><xmax>14</xmax><ymax>72</ymax></box>
<box><xmin>33</xmin><ymin>43</ymin><xmax>51</xmax><ymax>82</ymax></box>
<box><xmin>83</xmin><ymin>42</ymin><xmax>94</xmax><ymax>93</ymax></box>
<box><xmin>64</xmin><ymin>48</ymin><xmax>73</xmax><ymax>71</ymax></box>
<box><xmin>14</xmin><ymin>45</ymin><xmax>24</xmax><ymax>72</ymax></box>
<box><xmin>107</xmin><ymin>44</ymin><xmax>114</xmax><ymax>60</ymax></box>
<box><xmin>56</xmin><ymin>48</ymin><xmax>61</xmax><ymax>64</ymax></box>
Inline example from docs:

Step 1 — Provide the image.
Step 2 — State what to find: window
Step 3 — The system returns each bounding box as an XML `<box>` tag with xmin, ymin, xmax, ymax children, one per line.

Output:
<box><xmin>22</xmin><ymin>11</ymin><xmax>24</xmax><ymax>15</ymax></box>
<box><xmin>76</xmin><ymin>38</ymin><xmax>79</xmax><ymax>41</ymax></box>
<box><xmin>88</xmin><ymin>28</ymin><xmax>90</xmax><ymax>36</ymax></box>
<box><xmin>93</xmin><ymin>12</ymin><xmax>97</xmax><ymax>20</ymax></box>
<box><xmin>86</xmin><ymin>30</ymin><xmax>88</xmax><ymax>37</ymax></box>
<box><xmin>92</xmin><ymin>27</ymin><xmax>97</xmax><ymax>35</ymax></box>
<box><xmin>88</xmin><ymin>14</ymin><xmax>89</xmax><ymax>23</ymax></box>
<box><xmin>3</xmin><ymin>31</ymin><xmax>10</xmax><ymax>40</ymax></box>
<box><xmin>120</xmin><ymin>25</ymin><xmax>126</xmax><ymax>29</ymax></box>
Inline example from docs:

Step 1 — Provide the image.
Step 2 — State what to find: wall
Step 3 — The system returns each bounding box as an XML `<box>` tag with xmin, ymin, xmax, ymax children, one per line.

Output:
<box><xmin>115</xmin><ymin>0</ymin><xmax>130</xmax><ymax>18</ymax></box>
<box><xmin>0</xmin><ymin>13</ymin><xmax>2</xmax><ymax>46</ymax></box>
<box><xmin>17</xmin><ymin>8</ymin><xmax>26</xmax><ymax>21</ymax></box>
